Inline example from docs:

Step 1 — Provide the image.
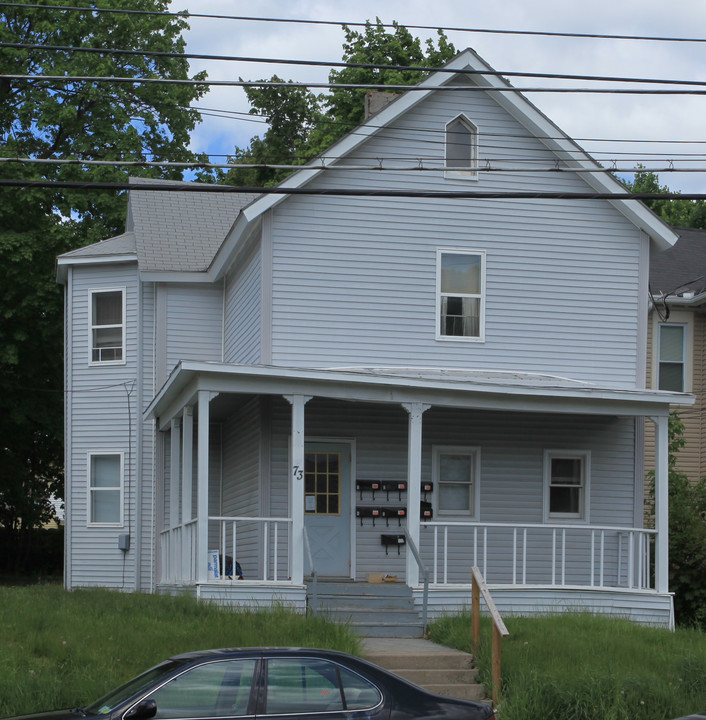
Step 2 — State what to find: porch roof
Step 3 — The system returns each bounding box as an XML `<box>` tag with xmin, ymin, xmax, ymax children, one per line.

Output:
<box><xmin>145</xmin><ymin>361</ymin><xmax>692</xmax><ymax>431</ymax></box>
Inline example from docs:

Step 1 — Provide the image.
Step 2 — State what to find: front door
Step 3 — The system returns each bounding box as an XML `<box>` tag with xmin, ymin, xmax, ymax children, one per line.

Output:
<box><xmin>303</xmin><ymin>442</ymin><xmax>351</xmax><ymax>577</ymax></box>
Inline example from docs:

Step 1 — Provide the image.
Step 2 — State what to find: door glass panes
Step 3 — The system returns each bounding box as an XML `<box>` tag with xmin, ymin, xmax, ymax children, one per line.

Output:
<box><xmin>147</xmin><ymin>659</ymin><xmax>256</xmax><ymax>718</ymax></box>
<box><xmin>438</xmin><ymin>454</ymin><xmax>472</xmax><ymax>513</ymax></box>
<box><xmin>265</xmin><ymin>659</ymin><xmax>343</xmax><ymax>714</ymax></box>
<box><xmin>304</xmin><ymin>452</ymin><xmax>341</xmax><ymax>516</ymax></box>
<box><xmin>658</xmin><ymin>324</ymin><xmax>685</xmax><ymax>392</ymax></box>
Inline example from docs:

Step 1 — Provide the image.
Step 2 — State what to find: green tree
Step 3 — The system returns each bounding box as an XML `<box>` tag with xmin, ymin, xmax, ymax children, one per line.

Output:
<box><xmin>624</xmin><ymin>167</ymin><xmax>706</xmax><ymax>229</ymax></box>
<box><xmin>227</xmin><ymin>20</ymin><xmax>456</xmax><ymax>186</ymax></box>
<box><xmin>0</xmin><ymin>0</ymin><xmax>207</xmax><ymax>550</ymax></box>
<box><xmin>647</xmin><ymin>412</ymin><xmax>706</xmax><ymax>628</ymax></box>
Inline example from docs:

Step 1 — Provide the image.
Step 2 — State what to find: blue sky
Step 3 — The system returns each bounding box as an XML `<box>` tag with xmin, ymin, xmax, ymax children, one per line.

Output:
<box><xmin>173</xmin><ymin>0</ymin><xmax>706</xmax><ymax>193</ymax></box>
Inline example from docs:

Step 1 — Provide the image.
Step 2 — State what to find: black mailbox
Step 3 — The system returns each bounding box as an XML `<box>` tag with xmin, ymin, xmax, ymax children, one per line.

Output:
<box><xmin>381</xmin><ymin>533</ymin><xmax>406</xmax><ymax>555</ymax></box>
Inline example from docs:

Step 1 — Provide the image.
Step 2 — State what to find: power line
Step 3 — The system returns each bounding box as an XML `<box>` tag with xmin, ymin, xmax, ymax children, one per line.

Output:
<box><xmin>2</xmin><ymin>3</ymin><xmax>706</xmax><ymax>45</ymax></box>
<box><xmin>2</xmin><ymin>177</ymin><xmax>705</xmax><ymax>200</ymax></box>
<box><xmin>6</xmin><ymin>74</ymin><xmax>706</xmax><ymax>94</ymax></box>
<box><xmin>4</xmin><ymin>41</ymin><xmax>706</xmax><ymax>88</ymax></box>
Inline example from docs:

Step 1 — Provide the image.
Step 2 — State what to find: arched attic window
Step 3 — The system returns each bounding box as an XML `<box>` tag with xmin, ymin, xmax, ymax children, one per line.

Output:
<box><xmin>445</xmin><ymin>115</ymin><xmax>478</xmax><ymax>179</ymax></box>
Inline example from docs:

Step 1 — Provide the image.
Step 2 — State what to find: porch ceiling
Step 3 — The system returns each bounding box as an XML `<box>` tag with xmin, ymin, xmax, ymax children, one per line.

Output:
<box><xmin>145</xmin><ymin>361</ymin><xmax>692</xmax><ymax>431</ymax></box>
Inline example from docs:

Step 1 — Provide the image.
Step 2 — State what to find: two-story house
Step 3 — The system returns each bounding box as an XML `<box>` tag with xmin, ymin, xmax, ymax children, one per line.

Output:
<box><xmin>57</xmin><ymin>49</ymin><xmax>690</xmax><ymax>629</ymax></box>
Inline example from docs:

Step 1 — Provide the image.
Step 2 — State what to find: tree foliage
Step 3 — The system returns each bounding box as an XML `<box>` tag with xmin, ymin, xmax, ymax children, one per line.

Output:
<box><xmin>226</xmin><ymin>20</ymin><xmax>456</xmax><ymax>187</ymax></box>
<box><xmin>647</xmin><ymin>412</ymin><xmax>706</xmax><ymax>628</ymax></box>
<box><xmin>0</xmin><ymin>0</ymin><xmax>207</xmax><ymax>535</ymax></box>
<box><xmin>624</xmin><ymin>167</ymin><xmax>706</xmax><ymax>229</ymax></box>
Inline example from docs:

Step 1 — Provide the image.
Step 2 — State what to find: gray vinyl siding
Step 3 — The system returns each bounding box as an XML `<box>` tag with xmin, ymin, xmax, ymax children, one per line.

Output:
<box><xmin>221</xmin><ymin>398</ymin><xmax>262</xmax><ymax>578</ymax></box>
<box><xmin>267</xmin><ymin>397</ymin><xmax>636</xmax><ymax>582</ymax></box>
<box><xmin>67</xmin><ymin>263</ymin><xmax>139</xmax><ymax>589</ymax></box>
<box><xmin>268</xmin><ymin>85</ymin><xmax>645</xmax><ymax>387</ymax></box>
<box><xmin>224</xmin><ymin>244</ymin><xmax>262</xmax><ymax>364</ymax></box>
<box><xmin>164</xmin><ymin>283</ymin><xmax>223</xmax><ymax>374</ymax></box>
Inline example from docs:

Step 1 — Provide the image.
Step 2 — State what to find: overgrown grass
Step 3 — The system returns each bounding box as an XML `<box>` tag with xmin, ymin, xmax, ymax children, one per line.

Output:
<box><xmin>429</xmin><ymin>612</ymin><xmax>706</xmax><ymax>720</ymax></box>
<box><xmin>0</xmin><ymin>586</ymin><xmax>360</xmax><ymax>717</ymax></box>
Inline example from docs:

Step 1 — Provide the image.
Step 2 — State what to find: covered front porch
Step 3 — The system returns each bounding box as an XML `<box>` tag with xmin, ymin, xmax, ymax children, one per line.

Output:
<box><xmin>146</xmin><ymin>362</ymin><xmax>686</xmax><ymax>627</ymax></box>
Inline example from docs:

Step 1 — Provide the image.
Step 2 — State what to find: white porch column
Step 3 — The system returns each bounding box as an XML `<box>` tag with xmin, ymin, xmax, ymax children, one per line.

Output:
<box><xmin>169</xmin><ymin>418</ymin><xmax>181</xmax><ymax>528</ymax></box>
<box><xmin>181</xmin><ymin>407</ymin><xmax>193</xmax><ymax>523</ymax></box>
<box><xmin>402</xmin><ymin>402</ymin><xmax>430</xmax><ymax>587</ymax></box>
<box><xmin>285</xmin><ymin>394</ymin><xmax>312</xmax><ymax>585</ymax></box>
<box><xmin>651</xmin><ymin>414</ymin><xmax>670</xmax><ymax>594</ymax></box>
<box><xmin>196</xmin><ymin>391</ymin><xmax>211</xmax><ymax>584</ymax></box>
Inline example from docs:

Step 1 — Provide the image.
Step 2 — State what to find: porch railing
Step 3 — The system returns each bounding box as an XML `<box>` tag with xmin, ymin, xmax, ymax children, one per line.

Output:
<box><xmin>159</xmin><ymin>516</ymin><xmax>292</xmax><ymax>584</ymax></box>
<box><xmin>421</xmin><ymin>521</ymin><xmax>655</xmax><ymax>591</ymax></box>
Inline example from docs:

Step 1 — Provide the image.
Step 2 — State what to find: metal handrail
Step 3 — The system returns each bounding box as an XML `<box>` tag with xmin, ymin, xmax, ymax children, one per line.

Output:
<box><xmin>471</xmin><ymin>566</ymin><xmax>509</xmax><ymax>708</ymax></box>
<box><xmin>302</xmin><ymin>526</ymin><xmax>318</xmax><ymax>613</ymax></box>
<box><xmin>403</xmin><ymin>528</ymin><xmax>429</xmax><ymax>633</ymax></box>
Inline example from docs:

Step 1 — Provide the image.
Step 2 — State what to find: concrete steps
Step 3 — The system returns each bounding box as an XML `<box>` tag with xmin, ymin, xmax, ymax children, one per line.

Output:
<box><xmin>307</xmin><ymin>580</ymin><xmax>424</xmax><ymax>638</ymax></box>
<box><xmin>363</xmin><ymin>639</ymin><xmax>487</xmax><ymax>703</ymax></box>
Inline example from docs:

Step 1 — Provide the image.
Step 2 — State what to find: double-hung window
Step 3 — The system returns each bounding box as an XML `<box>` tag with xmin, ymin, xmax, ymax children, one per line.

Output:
<box><xmin>88</xmin><ymin>452</ymin><xmax>123</xmax><ymax>525</ymax></box>
<box><xmin>437</xmin><ymin>250</ymin><xmax>485</xmax><ymax>340</ymax></box>
<box><xmin>90</xmin><ymin>289</ymin><xmax>125</xmax><ymax>364</ymax></box>
<box><xmin>657</xmin><ymin>323</ymin><xmax>686</xmax><ymax>392</ymax></box>
<box><xmin>433</xmin><ymin>446</ymin><xmax>480</xmax><ymax>518</ymax></box>
<box><xmin>544</xmin><ymin>451</ymin><xmax>590</xmax><ymax>522</ymax></box>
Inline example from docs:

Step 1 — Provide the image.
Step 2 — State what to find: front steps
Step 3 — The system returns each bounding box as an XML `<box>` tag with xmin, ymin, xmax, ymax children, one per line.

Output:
<box><xmin>307</xmin><ymin>580</ymin><xmax>424</xmax><ymax>637</ymax></box>
<box><xmin>363</xmin><ymin>638</ymin><xmax>487</xmax><ymax>703</ymax></box>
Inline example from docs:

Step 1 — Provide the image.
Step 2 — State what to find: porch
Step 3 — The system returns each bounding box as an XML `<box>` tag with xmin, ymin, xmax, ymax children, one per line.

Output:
<box><xmin>147</xmin><ymin>361</ymin><xmax>686</xmax><ymax>628</ymax></box>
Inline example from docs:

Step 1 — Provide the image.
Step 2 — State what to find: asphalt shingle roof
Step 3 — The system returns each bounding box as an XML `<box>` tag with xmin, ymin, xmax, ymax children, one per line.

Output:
<box><xmin>650</xmin><ymin>227</ymin><xmax>706</xmax><ymax>297</ymax></box>
<box><xmin>59</xmin><ymin>232</ymin><xmax>137</xmax><ymax>259</ymax></box>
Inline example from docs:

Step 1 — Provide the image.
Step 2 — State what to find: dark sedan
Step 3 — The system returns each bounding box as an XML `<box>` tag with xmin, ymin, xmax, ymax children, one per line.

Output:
<box><xmin>3</xmin><ymin>648</ymin><xmax>494</xmax><ymax>720</ymax></box>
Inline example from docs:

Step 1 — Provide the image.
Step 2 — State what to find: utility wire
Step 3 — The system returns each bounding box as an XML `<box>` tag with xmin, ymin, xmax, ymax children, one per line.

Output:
<box><xmin>2</xmin><ymin>3</ymin><xmax>706</xmax><ymax>45</ymax></box>
<box><xmin>2</xmin><ymin>178</ymin><xmax>704</xmax><ymax>199</ymax></box>
<box><xmin>6</xmin><ymin>74</ymin><xmax>706</xmax><ymax>94</ymax></box>
<box><xmin>4</xmin><ymin>41</ymin><xmax>706</xmax><ymax>88</ymax></box>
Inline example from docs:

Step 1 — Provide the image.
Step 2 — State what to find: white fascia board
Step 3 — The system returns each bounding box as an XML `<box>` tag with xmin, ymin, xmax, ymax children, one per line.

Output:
<box><xmin>146</xmin><ymin>360</ymin><xmax>693</xmax><ymax>429</ymax></box>
<box><xmin>210</xmin><ymin>214</ymin><xmax>263</xmax><ymax>282</ymax></box>
<box><xmin>55</xmin><ymin>255</ymin><xmax>137</xmax><ymax>284</ymax></box>
<box><xmin>653</xmin><ymin>291</ymin><xmax>706</xmax><ymax>307</ymax></box>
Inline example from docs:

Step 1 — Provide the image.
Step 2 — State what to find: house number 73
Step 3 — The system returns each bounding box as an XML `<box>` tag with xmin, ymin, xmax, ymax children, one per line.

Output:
<box><xmin>293</xmin><ymin>466</ymin><xmax>304</xmax><ymax>481</ymax></box>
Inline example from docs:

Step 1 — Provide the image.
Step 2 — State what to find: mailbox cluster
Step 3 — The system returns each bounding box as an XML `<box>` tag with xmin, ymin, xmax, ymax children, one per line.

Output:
<box><xmin>355</xmin><ymin>480</ymin><xmax>435</xmax><ymax>539</ymax></box>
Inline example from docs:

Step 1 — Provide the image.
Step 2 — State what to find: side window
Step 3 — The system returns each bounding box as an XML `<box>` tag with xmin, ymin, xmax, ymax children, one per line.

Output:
<box><xmin>544</xmin><ymin>451</ymin><xmax>590</xmax><ymax>522</ymax></box>
<box><xmin>437</xmin><ymin>250</ymin><xmax>485</xmax><ymax>340</ymax></box>
<box><xmin>445</xmin><ymin>115</ymin><xmax>478</xmax><ymax>178</ymax></box>
<box><xmin>433</xmin><ymin>446</ymin><xmax>479</xmax><ymax>518</ymax></box>
<box><xmin>658</xmin><ymin>323</ymin><xmax>685</xmax><ymax>391</ymax></box>
<box><xmin>264</xmin><ymin>659</ymin><xmax>381</xmax><ymax>715</ymax></box>
<box><xmin>90</xmin><ymin>289</ymin><xmax>124</xmax><ymax>364</ymax></box>
<box><xmin>146</xmin><ymin>660</ymin><xmax>256</xmax><ymax>718</ymax></box>
<box><xmin>88</xmin><ymin>453</ymin><xmax>123</xmax><ymax>526</ymax></box>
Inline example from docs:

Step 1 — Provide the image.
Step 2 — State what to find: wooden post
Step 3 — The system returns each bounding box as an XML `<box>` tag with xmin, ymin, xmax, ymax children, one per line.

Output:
<box><xmin>492</xmin><ymin>622</ymin><xmax>502</xmax><ymax>707</ymax></box>
<box><xmin>472</xmin><ymin>573</ymin><xmax>480</xmax><ymax>655</ymax></box>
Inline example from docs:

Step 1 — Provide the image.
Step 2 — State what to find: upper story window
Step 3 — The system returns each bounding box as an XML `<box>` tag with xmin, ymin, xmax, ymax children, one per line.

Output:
<box><xmin>90</xmin><ymin>289</ymin><xmax>125</xmax><ymax>364</ymax></box>
<box><xmin>436</xmin><ymin>249</ymin><xmax>485</xmax><ymax>341</ymax></box>
<box><xmin>445</xmin><ymin>115</ymin><xmax>478</xmax><ymax>178</ymax></box>
<box><xmin>88</xmin><ymin>452</ymin><xmax>123</xmax><ymax>526</ymax></box>
<box><xmin>544</xmin><ymin>451</ymin><xmax>590</xmax><ymax>522</ymax></box>
<box><xmin>433</xmin><ymin>446</ymin><xmax>480</xmax><ymax>519</ymax></box>
<box><xmin>658</xmin><ymin>323</ymin><xmax>685</xmax><ymax>392</ymax></box>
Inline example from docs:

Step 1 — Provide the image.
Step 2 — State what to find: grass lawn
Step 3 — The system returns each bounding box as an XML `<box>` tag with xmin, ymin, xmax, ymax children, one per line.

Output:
<box><xmin>429</xmin><ymin>612</ymin><xmax>706</xmax><ymax>720</ymax></box>
<box><xmin>0</xmin><ymin>585</ymin><xmax>360</xmax><ymax>718</ymax></box>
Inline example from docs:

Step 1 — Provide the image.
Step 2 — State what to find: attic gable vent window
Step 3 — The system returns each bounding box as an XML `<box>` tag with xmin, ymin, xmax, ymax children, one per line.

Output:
<box><xmin>445</xmin><ymin>115</ymin><xmax>478</xmax><ymax>179</ymax></box>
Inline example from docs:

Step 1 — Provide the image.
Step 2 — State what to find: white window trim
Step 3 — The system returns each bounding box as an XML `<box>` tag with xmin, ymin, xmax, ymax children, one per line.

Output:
<box><xmin>435</xmin><ymin>248</ymin><xmax>486</xmax><ymax>342</ymax></box>
<box><xmin>652</xmin><ymin>311</ymin><xmax>692</xmax><ymax>394</ymax></box>
<box><xmin>88</xmin><ymin>287</ymin><xmax>126</xmax><ymax>366</ymax></box>
<box><xmin>543</xmin><ymin>449</ymin><xmax>590</xmax><ymax>524</ymax></box>
<box><xmin>444</xmin><ymin>113</ymin><xmax>479</xmax><ymax>180</ymax></box>
<box><xmin>87</xmin><ymin>451</ymin><xmax>124</xmax><ymax>527</ymax></box>
<box><xmin>432</xmin><ymin>445</ymin><xmax>481</xmax><ymax>520</ymax></box>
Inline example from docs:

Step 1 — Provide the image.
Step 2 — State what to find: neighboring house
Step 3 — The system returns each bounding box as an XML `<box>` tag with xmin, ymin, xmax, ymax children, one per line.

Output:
<box><xmin>647</xmin><ymin>227</ymin><xmax>706</xmax><ymax>483</ymax></box>
<box><xmin>57</xmin><ymin>49</ymin><xmax>691</xmax><ymax>628</ymax></box>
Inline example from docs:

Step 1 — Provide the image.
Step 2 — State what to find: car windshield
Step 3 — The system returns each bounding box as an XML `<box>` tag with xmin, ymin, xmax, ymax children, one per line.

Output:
<box><xmin>85</xmin><ymin>661</ymin><xmax>183</xmax><ymax>715</ymax></box>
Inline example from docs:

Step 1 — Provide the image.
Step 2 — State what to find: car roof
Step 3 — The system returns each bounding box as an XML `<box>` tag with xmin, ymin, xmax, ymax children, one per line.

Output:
<box><xmin>169</xmin><ymin>648</ymin><xmax>360</xmax><ymax>663</ymax></box>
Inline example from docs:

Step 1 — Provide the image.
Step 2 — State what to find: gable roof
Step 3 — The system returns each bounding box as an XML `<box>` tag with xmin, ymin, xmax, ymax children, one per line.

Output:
<box><xmin>210</xmin><ymin>47</ymin><xmax>677</xmax><ymax>279</ymax></box>
<box><xmin>650</xmin><ymin>226</ymin><xmax>706</xmax><ymax>301</ymax></box>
